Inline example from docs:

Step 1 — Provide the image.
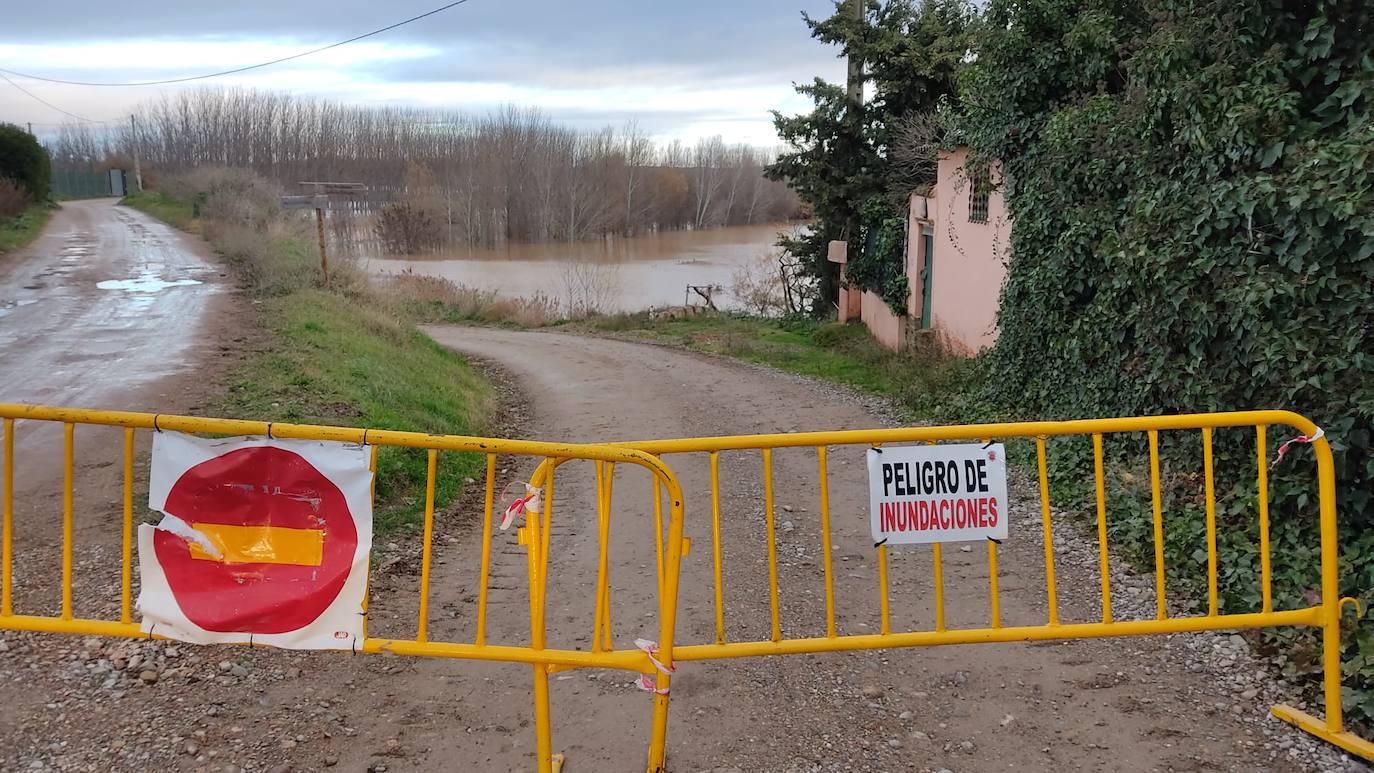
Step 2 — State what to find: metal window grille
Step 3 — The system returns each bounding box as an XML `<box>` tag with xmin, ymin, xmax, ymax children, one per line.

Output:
<box><xmin>968</xmin><ymin>166</ymin><xmax>991</xmax><ymax>224</ymax></box>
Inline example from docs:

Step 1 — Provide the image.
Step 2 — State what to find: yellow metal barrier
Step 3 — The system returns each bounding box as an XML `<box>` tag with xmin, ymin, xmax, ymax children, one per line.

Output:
<box><xmin>602</xmin><ymin>410</ymin><xmax>1372</xmax><ymax>761</ymax></box>
<box><xmin>0</xmin><ymin>403</ymin><xmax>685</xmax><ymax>773</ymax></box>
<box><xmin>3</xmin><ymin>403</ymin><xmax>1369</xmax><ymax>765</ymax></box>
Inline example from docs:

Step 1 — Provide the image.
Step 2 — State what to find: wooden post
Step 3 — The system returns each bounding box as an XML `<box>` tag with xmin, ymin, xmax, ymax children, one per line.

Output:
<box><xmin>315</xmin><ymin>206</ymin><xmax>329</xmax><ymax>284</ymax></box>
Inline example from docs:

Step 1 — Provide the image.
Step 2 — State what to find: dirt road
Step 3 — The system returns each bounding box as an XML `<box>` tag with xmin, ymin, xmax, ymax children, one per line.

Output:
<box><xmin>0</xmin><ymin>198</ymin><xmax>226</xmax><ymax>409</ymax></box>
<box><xmin>0</xmin><ymin>198</ymin><xmax>236</xmax><ymax>542</ymax></box>
<box><xmin>0</xmin><ymin>294</ymin><xmax>1346</xmax><ymax>771</ymax></box>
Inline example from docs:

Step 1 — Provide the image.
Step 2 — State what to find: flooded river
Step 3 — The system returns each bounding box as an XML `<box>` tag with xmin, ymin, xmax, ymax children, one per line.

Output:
<box><xmin>364</xmin><ymin>223</ymin><xmax>795</xmax><ymax>312</ymax></box>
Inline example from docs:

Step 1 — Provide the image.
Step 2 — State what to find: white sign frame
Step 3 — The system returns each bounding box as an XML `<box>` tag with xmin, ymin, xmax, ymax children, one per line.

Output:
<box><xmin>137</xmin><ymin>432</ymin><xmax>373</xmax><ymax>650</ymax></box>
<box><xmin>867</xmin><ymin>443</ymin><xmax>1009</xmax><ymax>545</ymax></box>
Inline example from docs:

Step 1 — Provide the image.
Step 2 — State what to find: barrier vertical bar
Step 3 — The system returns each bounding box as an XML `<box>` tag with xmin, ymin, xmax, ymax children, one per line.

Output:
<box><xmin>647</xmin><ymin>468</ymin><xmax>686</xmax><ymax>773</ymax></box>
<box><xmin>709</xmin><ymin>452</ymin><xmax>726</xmax><ymax>645</ymax></box>
<box><xmin>1092</xmin><ymin>433</ymin><xmax>1112</xmax><ymax>623</ymax></box>
<box><xmin>1256</xmin><ymin>426</ymin><xmax>1272</xmax><ymax>614</ymax></box>
<box><xmin>600</xmin><ymin>463</ymin><xmax>615</xmax><ymax>651</ymax></box>
<box><xmin>1035</xmin><ymin>437</ymin><xmax>1059</xmax><ymax>625</ymax></box>
<box><xmin>416</xmin><ymin>449</ymin><xmax>438</xmax><ymax>642</ymax></box>
<box><xmin>2</xmin><ymin>418</ymin><xmax>13</xmax><ymax>616</ymax></box>
<box><xmin>762</xmin><ymin>449</ymin><xmax>781</xmax><ymax>642</ymax></box>
<box><xmin>526</xmin><ymin>460</ymin><xmax>556</xmax><ymax>773</ymax></box>
<box><xmin>592</xmin><ymin>461</ymin><xmax>615</xmax><ymax>652</ymax></box>
<box><xmin>1202</xmin><ymin>428</ymin><xmax>1218</xmax><ymax>617</ymax></box>
<box><xmin>817</xmin><ymin>447</ymin><xmax>837</xmax><ymax>638</ymax></box>
<box><xmin>1148</xmin><ymin>430</ymin><xmax>1166</xmax><ymax>620</ymax></box>
<box><xmin>362</xmin><ymin>444</ymin><xmax>377</xmax><ymax>640</ymax></box>
<box><xmin>120</xmin><ymin>428</ymin><xmax>134</xmax><ymax>624</ymax></box>
<box><xmin>61</xmin><ymin>423</ymin><xmax>74</xmax><ymax>621</ymax></box>
<box><xmin>1314</xmin><ymin>437</ymin><xmax>1342</xmax><ymax>734</ymax></box>
<box><xmin>982</xmin><ymin>437</ymin><xmax>1000</xmax><ymax>628</ymax></box>
<box><xmin>475</xmin><ymin>453</ymin><xmax>496</xmax><ymax>645</ymax></box>
<box><xmin>932</xmin><ymin>543</ymin><xmax>946</xmax><ymax>632</ymax></box>
<box><xmin>987</xmin><ymin>541</ymin><xmax>1002</xmax><ymax>628</ymax></box>
<box><xmin>652</xmin><ymin>481</ymin><xmax>665</xmax><ymax>593</ymax></box>
<box><xmin>877</xmin><ymin>545</ymin><xmax>891</xmax><ymax>635</ymax></box>
<box><xmin>535</xmin><ymin>465</ymin><xmax>556</xmax><ymax>636</ymax></box>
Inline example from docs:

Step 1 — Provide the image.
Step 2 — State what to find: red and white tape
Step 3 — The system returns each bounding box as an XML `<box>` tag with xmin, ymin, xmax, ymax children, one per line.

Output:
<box><xmin>1271</xmin><ymin>427</ymin><xmax>1325</xmax><ymax>470</ymax></box>
<box><xmin>635</xmin><ymin>638</ymin><xmax>674</xmax><ymax>695</ymax></box>
<box><xmin>500</xmin><ymin>484</ymin><xmax>543</xmax><ymax>531</ymax></box>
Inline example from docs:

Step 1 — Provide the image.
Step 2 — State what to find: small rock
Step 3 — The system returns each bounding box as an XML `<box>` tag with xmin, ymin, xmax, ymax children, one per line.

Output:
<box><xmin>898</xmin><ymin>711</ymin><xmax>913</xmax><ymax>720</ymax></box>
<box><xmin>1240</xmin><ymin>688</ymin><xmax>1259</xmax><ymax>700</ymax></box>
<box><xmin>230</xmin><ymin>664</ymin><xmax>249</xmax><ymax>678</ymax></box>
<box><xmin>368</xmin><ymin>763</ymin><xmax>388</xmax><ymax>773</ymax></box>
<box><xmin>887</xmin><ymin>738</ymin><xmax>902</xmax><ymax>749</ymax></box>
<box><xmin>861</xmin><ymin>685</ymin><xmax>883</xmax><ymax>699</ymax></box>
<box><xmin>139</xmin><ymin>670</ymin><xmax>159</xmax><ymax>685</ymax></box>
<box><xmin>959</xmin><ymin>545</ymin><xmax>972</xmax><ymax>553</ymax></box>
<box><xmin>781</xmin><ymin>505</ymin><xmax>794</xmax><ymax>513</ymax></box>
<box><xmin>218</xmin><ymin>661</ymin><xmax>233</xmax><ymax>672</ymax></box>
<box><xmin>323</xmin><ymin>756</ymin><xmax>339</xmax><ymax>767</ymax></box>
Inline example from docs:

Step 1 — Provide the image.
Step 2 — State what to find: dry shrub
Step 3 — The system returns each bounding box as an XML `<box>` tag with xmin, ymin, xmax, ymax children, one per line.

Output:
<box><xmin>163</xmin><ymin>167</ymin><xmax>279</xmax><ymax>239</ymax></box>
<box><xmin>559</xmin><ymin>258</ymin><xmax>620</xmax><ymax>318</ymax></box>
<box><xmin>0</xmin><ymin>177</ymin><xmax>29</xmax><ymax>219</ymax></box>
<box><xmin>376</xmin><ymin>202</ymin><xmax>444</xmax><ymax>254</ymax></box>
<box><xmin>384</xmin><ymin>271</ymin><xmax>559</xmax><ymax>326</ymax></box>
<box><xmin>730</xmin><ymin>250</ymin><xmax>786</xmax><ymax>315</ymax></box>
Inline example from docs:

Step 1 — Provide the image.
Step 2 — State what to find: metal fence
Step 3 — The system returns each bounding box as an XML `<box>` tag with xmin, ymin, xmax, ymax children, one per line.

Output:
<box><xmin>1</xmin><ymin>404</ymin><xmax>1369</xmax><ymax>768</ymax></box>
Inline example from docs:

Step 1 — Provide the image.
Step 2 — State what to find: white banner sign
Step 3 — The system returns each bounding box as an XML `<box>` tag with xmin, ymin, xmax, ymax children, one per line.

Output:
<box><xmin>867</xmin><ymin>443</ymin><xmax>1008</xmax><ymax>545</ymax></box>
<box><xmin>138</xmin><ymin>432</ymin><xmax>373</xmax><ymax>649</ymax></box>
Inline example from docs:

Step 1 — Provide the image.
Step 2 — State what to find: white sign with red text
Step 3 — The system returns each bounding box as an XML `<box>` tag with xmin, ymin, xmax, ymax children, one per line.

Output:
<box><xmin>867</xmin><ymin>443</ymin><xmax>1008</xmax><ymax>545</ymax></box>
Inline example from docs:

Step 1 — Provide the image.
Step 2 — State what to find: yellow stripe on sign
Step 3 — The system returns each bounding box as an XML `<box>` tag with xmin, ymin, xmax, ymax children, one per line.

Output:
<box><xmin>188</xmin><ymin>523</ymin><xmax>325</xmax><ymax>566</ymax></box>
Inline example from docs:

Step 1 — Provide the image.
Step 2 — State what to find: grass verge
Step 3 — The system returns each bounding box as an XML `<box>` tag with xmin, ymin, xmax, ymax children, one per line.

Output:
<box><xmin>121</xmin><ymin>191</ymin><xmax>196</xmax><ymax>231</ymax></box>
<box><xmin>122</xmin><ymin>187</ymin><xmax>494</xmax><ymax>534</ymax></box>
<box><xmin>567</xmin><ymin>311</ymin><xmax>976</xmax><ymax>419</ymax></box>
<box><xmin>0</xmin><ymin>202</ymin><xmax>57</xmax><ymax>254</ymax></box>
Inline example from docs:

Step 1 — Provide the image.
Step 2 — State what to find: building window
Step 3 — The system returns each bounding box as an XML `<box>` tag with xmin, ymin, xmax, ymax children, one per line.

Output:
<box><xmin>968</xmin><ymin>165</ymin><xmax>990</xmax><ymax>224</ymax></box>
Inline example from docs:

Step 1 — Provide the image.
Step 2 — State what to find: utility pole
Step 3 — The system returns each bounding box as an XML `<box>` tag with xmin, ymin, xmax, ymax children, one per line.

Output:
<box><xmin>836</xmin><ymin>0</ymin><xmax>866</xmax><ymax>308</ymax></box>
<box><xmin>26</xmin><ymin>122</ymin><xmax>32</xmax><ymax>136</ymax></box>
<box><xmin>129</xmin><ymin>115</ymin><xmax>144</xmax><ymax>192</ymax></box>
<box><xmin>846</xmin><ymin>0</ymin><xmax>864</xmax><ymax>115</ymax></box>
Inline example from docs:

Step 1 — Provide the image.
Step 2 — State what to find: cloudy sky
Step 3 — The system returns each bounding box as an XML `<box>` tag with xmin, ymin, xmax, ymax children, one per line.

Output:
<box><xmin>0</xmin><ymin>0</ymin><xmax>847</xmax><ymax>145</ymax></box>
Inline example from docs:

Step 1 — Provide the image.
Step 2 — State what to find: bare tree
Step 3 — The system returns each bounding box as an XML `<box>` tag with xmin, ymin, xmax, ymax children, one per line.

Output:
<box><xmin>47</xmin><ymin>88</ymin><xmax>802</xmax><ymax>244</ymax></box>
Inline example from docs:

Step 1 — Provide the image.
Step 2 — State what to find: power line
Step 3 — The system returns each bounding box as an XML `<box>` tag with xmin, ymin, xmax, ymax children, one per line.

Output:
<box><xmin>0</xmin><ymin>70</ymin><xmax>109</xmax><ymax>123</ymax></box>
<box><xmin>0</xmin><ymin>0</ymin><xmax>474</xmax><ymax>88</ymax></box>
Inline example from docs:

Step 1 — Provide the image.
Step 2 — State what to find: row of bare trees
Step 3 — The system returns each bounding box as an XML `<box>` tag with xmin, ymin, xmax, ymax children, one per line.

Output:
<box><xmin>46</xmin><ymin>88</ymin><xmax>801</xmax><ymax>244</ymax></box>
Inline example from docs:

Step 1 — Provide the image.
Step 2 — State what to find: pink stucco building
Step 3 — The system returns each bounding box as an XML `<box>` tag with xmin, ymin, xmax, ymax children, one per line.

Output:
<box><xmin>837</xmin><ymin>147</ymin><xmax>1011</xmax><ymax>354</ymax></box>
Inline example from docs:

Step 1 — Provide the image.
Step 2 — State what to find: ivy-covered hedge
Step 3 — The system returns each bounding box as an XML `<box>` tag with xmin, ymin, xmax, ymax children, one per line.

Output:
<box><xmin>847</xmin><ymin>197</ymin><xmax>912</xmax><ymax>313</ymax></box>
<box><xmin>956</xmin><ymin>0</ymin><xmax>1373</xmax><ymax>725</ymax></box>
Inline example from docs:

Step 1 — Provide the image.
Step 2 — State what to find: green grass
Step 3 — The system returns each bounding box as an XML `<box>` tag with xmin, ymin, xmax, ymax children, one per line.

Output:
<box><xmin>570</xmin><ymin>312</ymin><xmax>975</xmax><ymax>420</ymax></box>
<box><xmin>120</xmin><ymin>191</ymin><xmax>197</xmax><ymax>231</ymax></box>
<box><xmin>220</xmin><ymin>290</ymin><xmax>494</xmax><ymax>533</ymax></box>
<box><xmin>0</xmin><ymin>202</ymin><xmax>56</xmax><ymax>254</ymax></box>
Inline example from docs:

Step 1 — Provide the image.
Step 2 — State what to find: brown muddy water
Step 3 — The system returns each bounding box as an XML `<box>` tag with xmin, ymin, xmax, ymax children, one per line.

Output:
<box><xmin>364</xmin><ymin>223</ymin><xmax>796</xmax><ymax>312</ymax></box>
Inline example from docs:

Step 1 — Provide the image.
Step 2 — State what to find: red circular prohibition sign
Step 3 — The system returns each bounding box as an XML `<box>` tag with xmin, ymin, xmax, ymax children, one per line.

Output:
<box><xmin>153</xmin><ymin>446</ymin><xmax>358</xmax><ymax>634</ymax></box>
